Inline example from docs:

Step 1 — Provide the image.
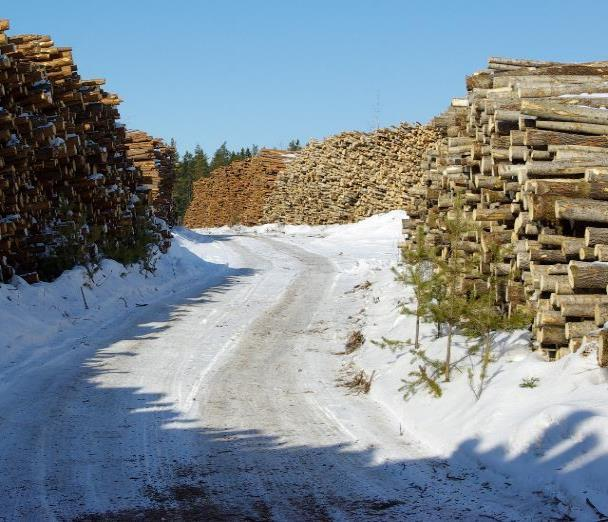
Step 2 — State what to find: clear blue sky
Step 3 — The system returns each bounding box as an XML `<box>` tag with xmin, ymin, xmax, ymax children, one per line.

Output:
<box><xmin>4</xmin><ymin>1</ymin><xmax>608</xmax><ymax>156</ymax></box>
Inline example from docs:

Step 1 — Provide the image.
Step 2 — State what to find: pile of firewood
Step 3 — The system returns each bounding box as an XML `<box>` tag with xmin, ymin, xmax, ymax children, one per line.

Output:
<box><xmin>263</xmin><ymin>124</ymin><xmax>441</xmax><ymax>225</ymax></box>
<box><xmin>184</xmin><ymin>149</ymin><xmax>292</xmax><ymax>227</ymax></box>
<box><xmin>0</xmin><ymin>19</ymin><xmax>175</xmax><ymax>283</ymax></box>
<box><xmin>403</xmin><ymin>56</ymin><xmax>608</xmax><ymax>364</ymax></box>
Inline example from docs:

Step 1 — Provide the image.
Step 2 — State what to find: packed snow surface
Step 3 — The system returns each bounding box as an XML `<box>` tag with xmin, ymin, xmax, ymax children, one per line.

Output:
<box><xmin>0</xmin><ymin>211</ymin><xmax>606</xmax><ymax>520</ymax></box>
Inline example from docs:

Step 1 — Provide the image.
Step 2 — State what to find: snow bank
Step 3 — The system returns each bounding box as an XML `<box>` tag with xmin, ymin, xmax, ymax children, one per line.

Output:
<box><xmin>353</xmin><ymin>268</ymin><xmax>608</xmax><ymax>519</ymax></box>
<box><xmin>0</xmin><ymin>229</ymin><xmax>242</xmax><ymax>367</ymax></box>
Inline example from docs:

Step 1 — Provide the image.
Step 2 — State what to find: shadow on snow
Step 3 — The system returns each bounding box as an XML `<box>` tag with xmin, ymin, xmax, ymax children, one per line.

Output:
<box><xmin>1</xmin><ymin>230</ymin><xmax>606</xmax><ymax>521</ymax></box>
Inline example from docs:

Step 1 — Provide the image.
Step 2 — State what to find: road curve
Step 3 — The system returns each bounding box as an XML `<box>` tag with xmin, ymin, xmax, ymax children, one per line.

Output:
<box><xmin>0</xmin><ymin>233</ymin><xmax>560</xmax><ymax>521</ymax></box>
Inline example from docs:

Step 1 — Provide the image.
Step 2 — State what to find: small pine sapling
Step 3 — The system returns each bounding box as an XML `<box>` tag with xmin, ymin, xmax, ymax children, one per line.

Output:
<box><xmin>396</xmin><ymin>226</ymin><xmax>436</xmax><ymax>352</ymax></box>
<box><xmin>519</xmin><ymin>377</ymin><xmax>540</xmax><ymax>389</ymax></box>
<box><xmin>430</xmin><ymin>196</ymin><xmax>477</xmax><ymax>382</ymax></box>
<box><xmin>399</xmin><ymin>348</ymin><xmax>444</xmax><ymax>400</ymax></box>
<box><xmin>461</xmin><ymin>280</ymin><xmax>532</xmax><ymax>400</ymax></box>
<box><xmin>371</xmin><ymin>337</ymin><xmax>408</xmax><ymax>352</ymax></box>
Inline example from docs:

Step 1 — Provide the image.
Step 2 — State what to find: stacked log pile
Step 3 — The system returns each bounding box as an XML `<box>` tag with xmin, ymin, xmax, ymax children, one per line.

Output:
<box><xmin>0</xmin><ymin>19</ymin><xmax>175</xmax><ymax>283</ymax></box>
<box><xmin>263</xmin><ymin>124</ymin><xmax>441</xmax><ymax>225</ymax></box>
<box><xmin>403</xmin><ymin>56</ymin><xmax>608</xmax><ymax>364</ymax></box>
<box><xmin>126</xmin><ymin>131</ymin><xmax>176</xmax><ymax>223</ymax></box>
<box><xmin>184</xmin><ymin>149</ymin><xmax>292</xmax><ymax>227</ymax></box>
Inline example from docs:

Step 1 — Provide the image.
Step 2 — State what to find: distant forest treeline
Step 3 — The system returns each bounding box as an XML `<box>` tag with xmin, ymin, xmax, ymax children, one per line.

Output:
<box><xmin>172</xmin><ymin>139</ymin><xmax>303</xmax><ymax>223</ymax></box>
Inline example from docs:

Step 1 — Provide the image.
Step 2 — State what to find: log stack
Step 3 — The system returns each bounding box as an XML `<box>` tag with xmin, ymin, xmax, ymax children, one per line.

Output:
<box><xmin>0</xmin><ymin>19</ymin><xmax>175</xmax><ymax>283</ymax></box>
<box><xmin>403</xmin><ymin>56</ymin><xmax>608</xmax><ymax>364</ymax></box>
<box><xmin>263</xmin><ymin>124</ymin><xmax>441</xmax><ymax>225</ymax></box>
<box><xmin>126</xmin><ymin>131</ymin><xmax>176</xmax><ymax>223</ymax></box>
<box><xmin>184</xmin><ymin>149</ymin><xmax>292</xmax><ymax>227</ymax></box>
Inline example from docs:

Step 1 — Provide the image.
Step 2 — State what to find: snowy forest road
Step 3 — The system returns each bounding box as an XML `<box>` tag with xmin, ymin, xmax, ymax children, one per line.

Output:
<box><xmin>0</xmin><ymin>232</ymin><xmax>562</xmax><ymax>521</ymax></box>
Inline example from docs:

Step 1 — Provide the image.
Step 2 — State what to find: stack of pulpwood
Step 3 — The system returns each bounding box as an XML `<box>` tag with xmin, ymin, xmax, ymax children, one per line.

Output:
<box><xmin>263</xmin><ymin>124</ymin><xmax>441</xmax><ymax>225</ymax></box>
<box><xmin>184</xmin><ymin>149</ymin><xmax>292</xmax><ymax>227</ymax></box>
<box><xmin>126</xmin><ymin>131</ymin><xmax>176</xmax><ymax>224</ymax></box>
<box><xmin>0</xmin><ymin>19</ymin><xmax>175</xmax><ymax>284</ymax></box>
<box><xmin>403</xmin><ymin>56</ymin><xmax>608</xmax><ymax>365</ymax></box>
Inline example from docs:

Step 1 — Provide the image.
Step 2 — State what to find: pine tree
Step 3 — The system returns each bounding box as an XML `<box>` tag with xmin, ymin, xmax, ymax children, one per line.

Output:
<box><xmin>397</xmin><ymin>226</ymin><xmax>436</xmax><ymax>352</ymax></box>
<box><xmin>429</xmin><ymin>196</ymin><xmax>477</xmax><ymax>382</ymax></box>
<box><xmin>460</xmin><ymin>279</ymin><xmax>531</xmax><ymax>400</ymax></box>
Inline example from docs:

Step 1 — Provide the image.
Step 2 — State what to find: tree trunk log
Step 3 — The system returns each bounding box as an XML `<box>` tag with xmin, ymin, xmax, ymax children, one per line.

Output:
<box><xmin>555</xmin><ymin>198</ymin><xmax>608</xmax><ymax>223</ymax></box>
<box><xmin>565</xmin><ymin>320</ymin><xmax>596</xmax><ymax>340</ymax></box>
<box><xmin>538</xmin><ymin>325</ymin><xmax>567</xmax><ymax>345</ymax></box>
<box><xmin>522</xmin><ymin>99</ymin><xmax>608</xmax><ymax>126</ymax></box>
<box><xmin>535</xmin><ymin>120</ymin><xmax>608</xmax><ymax>135</ymax></box>
<box><xmin>585</xmin><ymin>227</ymin><xmax>608</xmax><ymax>246</ymax></box>
<box><xmin>579</xmin><ymin>247</ymin><xmax>597</xmax><ymax>261</ymax></box>
<box><xmin>594</xmin><ymin>303</ymin><xmax>608</xmax><ymax>327</ymax></box>
<box><xmin>524</xmin><ymin>129</ymin><xmax>608</xmax><ymax>148</ymax></box>
<box><xmin>594</xmin><ymin>244</ymin><xmax>608</xmax><ymax>262</ymax></box>
<box><xmin>527</xmin><ymin>159</ymin><xmax>608</xmax><ymax>177</ymax></box>
<box><xmin>472</xmin><ymin>207</ymin><xmax>514</xmax><ymax>221</ymax></box>
<box><xmin>568</xmin><ymin>260</ymin><xmax>608</xmax><ymax>289</ymax></box>
<box><xmin>529</xmin><ymin>246</ymin><xmax>567</xmax><ymax>264</ymax></box>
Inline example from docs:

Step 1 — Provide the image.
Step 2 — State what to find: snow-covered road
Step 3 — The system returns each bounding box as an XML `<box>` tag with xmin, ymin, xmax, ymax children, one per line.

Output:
<box><xmin>0</xmin><ymin>228</ymin><xmax>566</xmax><ymax>520</ymax></box>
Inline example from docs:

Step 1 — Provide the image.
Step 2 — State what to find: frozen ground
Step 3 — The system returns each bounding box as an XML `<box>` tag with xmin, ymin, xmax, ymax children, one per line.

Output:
<box><xmin>0</xmin><ymin>212</ymin><xmax>603</xmax><ymax>520</ymax></box>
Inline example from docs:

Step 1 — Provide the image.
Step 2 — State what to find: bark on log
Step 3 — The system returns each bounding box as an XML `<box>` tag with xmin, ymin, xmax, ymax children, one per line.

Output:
<box><xmin>585</xmin><ymin>227</ymin><xmax>608</xmax><ymax>246</ymax></box>
<box><xmin>538</xmin><ymin>326</ymin><xmax>567</xmax><ymax>345</ymax></box>
<box><xmin>521</xmin><ymin>99</ymin><xmax>608</xmax><ymax>126</ymax></box>
<box><xmin>594</xmin><ymin>303</ymin><xmax>608</xmax><ymax>327</ymax></box>
<box><xmin>568</xmin><ymin>260</ymin><xmax>608</xmax><ymax>289</ymax></box>
<box><xmin>539</xmin><ymin>310</ymin><xmax>565</xmax><ymax>326</ymax></box>
<box><xmin>524</xmin><ymin>129</ymin><xmax>608</xmax><ymax>148</ymax></box>
<box><xmin>555</xmin><ymin>198</ymin><xmax>608</xmax><ymax>223</ymax></box>
<box><xmin>594</xmin><ymin>244</ymin><xmax>608</xmax><ymax>262</ymax></box>
<box><xmin>565</xmin><ymin>321</ymin><xmax>596</xmax><ymax>340</ymax></box>
<box><xmin>535</xmin><ymin>120</ymin><xmax>608</xmax><ymax>135</ymax></box>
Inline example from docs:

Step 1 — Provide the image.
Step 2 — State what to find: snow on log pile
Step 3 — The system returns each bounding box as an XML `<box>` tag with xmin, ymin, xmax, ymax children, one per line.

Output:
<box><xmin>403</xmin><ymin>56</ymin><xmax>608</xmax><ymax>364</ymax></box>
<box><xmin>0</xmin><ymin>19</ymin><xmax>175</xmax><ymax>284</ymax></box>
<box><xmin>263</xmin><ymin>124</ymin><xmax>441</xmax><ymax>225</ymax></box>
<box><xmin>184</xmin><ymin>149</ymin><xmax>293</xmax><ymax>227</ymax></box>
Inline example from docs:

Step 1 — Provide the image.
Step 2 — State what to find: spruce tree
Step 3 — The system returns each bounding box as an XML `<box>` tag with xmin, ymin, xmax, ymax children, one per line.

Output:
<box><xmin>192</xmin><ymin>145</ymin><xmax>209</xmax><ymax>179</ymax></box>
<box><xmin>172</xmin><ymin>150</ymin><xmax>195</xmax><ymax>222</ymax></box>
<box><xmin>288</xmin><ymin>139</ymin><xmax>302</xmax><ymax>151</ymax></box>
<box><xmin>210</xmin><ymin>142</ymin><xmax>232</xmax><ymax>171</ymax></box>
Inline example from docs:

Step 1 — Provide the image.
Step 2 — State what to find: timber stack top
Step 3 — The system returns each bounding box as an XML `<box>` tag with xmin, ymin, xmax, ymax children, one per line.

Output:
<box><xmin>0</xmin><ymin>19</ymin><xmax>175</xmax><ymax>284</ymax></box>
<box><xmin>402</xmin><ymin>56</ymin><xmax>608</xmax><ymax>366</ymax></box>
<box><xmin>184</xmin><ymin>149</ymin><xmax>294</xmax><ymax>228</ymax></box>
<box><xmin>263</xmin><ymin>124</ymin><xmax>441</xmax><ymax>225</ymax></box>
